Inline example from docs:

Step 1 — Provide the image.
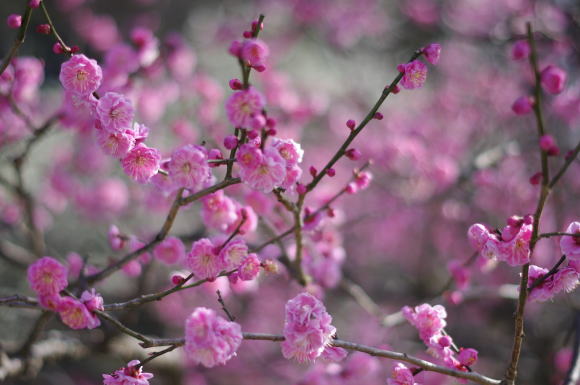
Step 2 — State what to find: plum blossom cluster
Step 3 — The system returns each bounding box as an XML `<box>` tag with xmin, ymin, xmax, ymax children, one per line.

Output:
<box><xmin>467</xmin><ymin>215</ymin><xmax>533</xmax><ymax>266</ymax></box>
<box><xmin>102</xmin><ymin>360</ymin><xmax>153</xmax><ymax>385</ymax></box>
<box><xmin>201</xmin><ymin>191</ymin><xmax>258</xmax><ymax>234</ymax></box>
<box><xmin>402</xmin><ymin>303</ymin><xmax>478</xmax><ymax>371</ymax></box>
<box><xmin>59</xmin><ymin>54</ymin><xmax>162</xmax><ymax>184</ymax></box>
<box><xmin>281</xmin><ymin>292</ymin><xmax>339</xmax><ymax>362</ymax></box>
<box><xmin>396</xmin><ymin>43</ymin><xmax>440</xmax><ymax>90</ymax></box>
<box><xmin>526</xmin><ymin>221</ymin><xmax>580</xmax><ymax>302</ymax></box>
<box><xmin>235</xmin><ymin>138</ymin><xmax>304</xmax><ymax>193</ymax></box>
<box><xmin>27</xmin><ymin>257</ymin><xmax>103</xmax><ymax>329</ymax></box>
<box><xmin>387</xmin><ymin>363</ymin><xmax>419</xmax><ymax>385</ymax></box>
<box><xmin>186</xmin><ymin>236</ymin><xmax>262</xmax><ymax>282</ymax></box>
<box><xmin>184</xmin><ymin>307</ymin><xmax>243</xmax><ymax>367</ymax></box>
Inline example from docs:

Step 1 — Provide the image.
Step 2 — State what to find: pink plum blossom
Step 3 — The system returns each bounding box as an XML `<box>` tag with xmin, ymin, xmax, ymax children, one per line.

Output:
<box><xmin>561</xmin><ymin>222</ymin><xmax>580</xmax><ymax>260</ymax></box>
<box><xmin>186</xmin><ymin>238</ymin><xmax>226</xmax><ymax>279</ymax></box>
<box><xmin>27</xmin><ymin>256</ymin><xmax>68</xmax><ymax>296</ymax></box>
<box><xmin>541</xmin><ymin>65</ymin><xmax>566</xmax><ymax>94</ymax></box>
<box><xmin>397</xmin><ymin>60</ymin><xmax>427</xmax><ymax>89</ymax></box>
<box><xmin>97</xmin><ymin>92</ymin><xmax>135</xmax><ymax>132</ymax></box>
<box><xmin>241</xmin><ymin>38</ymin><xmax>269</xmax><ymax>68</ymax></box>
<box><xmin>153</xmin><ymin>236</ymin><xmax>186</xmax><ymax>264</ymax></box>
<box><xmin>402</xmin><ymin>303</ymin><xmax>447</xmax><ymax>342</ymax></box>
<box><xmin>387</xmin><ymin>363</ymin><xmax>418</xmax><ymax>385</ymax></box>
<box><xmin>167</xmin><ymin>144</ymin><xmax>211</xmax><ymax>190</ymax></box>
<box><xmin>184</xmin><ymin>307</ymin><xmax>243</xmax><ymax>367</ymax></box>
<box><xmin>225</xmin><ymin>87</ymin><xmax>265</xmax><ymax>128</ymax></box>
<box><xmin>238</xmin><ymin>253</ymin><xmax>260</xmax><ymax>281</ymax></box>
<box><xmin>281</xmin><ymin>292</ymin><xmax>336</xmax><ymax>362</ymax></box>
<box><xmin>121</xmin><ymin>144</ymin><xmax>161</xmax><ymax>183</ymax></box>
<box><xmin>102</xmin><ymin>360</ymin><xmax>153</xmax><ymax>385</ymax></box>
<box><xmin>57</xmin><ymin>296</ymin><xmax>93</xmax><ymax>330</ymax></box>
<box><xmin>422</xmin><ymin>43</ymin><xmax>441</xmax><ymax>65</ymax></box>
<box><xmin>59</xmin><ymin>54</ymin><xmax>102</xmax><ymax>95</ymax></box>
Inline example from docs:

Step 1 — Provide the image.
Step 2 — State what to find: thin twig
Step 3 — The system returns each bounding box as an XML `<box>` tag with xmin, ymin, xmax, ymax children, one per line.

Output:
<box><xmin>505</xmin><ymin>23</ymin><xmax>552</xmax><ymax>384</ymax></box>
<box><xmin>217</xmin><ymin>290</ymin><xmax>236</xmax><ymax>321</ymax></box>
<box><xmin>40</xmin><ymin>1</ymin><xmax>72</xmax><ymax>53</ymax></box>
<box><xmin>0</xmin><ymin>5</ymin><xmax>34</xmax><ymax>76</ymax></box>
<box><xmin>527</xmin><ymin>255</ymin><xmax>566</xmax><ymax>292</ymax></box>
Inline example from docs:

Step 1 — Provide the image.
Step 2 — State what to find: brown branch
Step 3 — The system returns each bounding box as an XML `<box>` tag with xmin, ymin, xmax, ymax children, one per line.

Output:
<box><xmin>143</xmin><ymin>333</ymin><xmax>501</xmax><ymax>385</ymax></box>
<box><xmin>179</xmin><ymin>177</ymin><xmax>241</xmax><ymax>205</ymax></box>
<box><xmin>539</xmin><ymin>232</ymin><xmax>580</xmax><ymax>239</ymax></box>
<box><xmin>103</xmin><ymin>269</ymin><xmax>237</xmax><ymax>311</ymax></box>
<box><xmin>305</xmin><ymin>51</ymin><xmax>422</xmax><ymax>193</ymax></box>
<box><xmin>216</xmin><ymin>290</ymin><xmax>236</xmax><ymax>321</ymax></box>
<box><xmin>505</xmin><ymin>23</ymin><xmax>552</xmax><ymax>384</ymax></box>
<box><xmin>549</xmin><ymin>140</ymin><xmax>580</xmax><ymax>189</ymax></box>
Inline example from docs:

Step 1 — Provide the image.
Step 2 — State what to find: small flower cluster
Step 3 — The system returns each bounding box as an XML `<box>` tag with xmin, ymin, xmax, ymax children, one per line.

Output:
<box><xmin>201</xmin><ymin>191</ymin><xmax>258</xmax><ymax>234</ymax></box>
<box><xmin>184</xmin><ymin>307</ymin><xmax>243</xmax><ymax>367</ymax></box>
<box><xmin>387</xmin><ymin>363</ymin><xmax>419</xmax><ymax>385</ymax></box>
<box><xmin>186</xmin><ymin>236</ymin><xmax>260</xmax><ymax>281</ymax></box>
<box><xmin>468</xmin><ymin>215</ymin><xmax>533</xmax><ymax>266</ymax></box>
<box><xmin>27</xmin><ymin>257</ymin><xmax>103</xmax><ymax>329</ymax></box>
<box><xmin>396</xmin><ymin>43</ymin><xmax>440</xmax><ymax>90</ymax></box>
<box><xmin>59</xmin><ymin>54</ymin><xmax>162</xmax><ymax>184</ymax></box>
<box><xmin>527</xmin><ymin>264</ymin><xmax>579</xmax><ymax>302</ymax></box>
<box><xmin>526</xmin><ymin>221</ymin><xmax>580</xmax><ymax>302</ymax></box>
<box><xmin>102</xmin><ymin>360</ymin><xmax>153</xmax><ymax>385</ymax></box>
<box><xmin>229</xmin><ymin>19</ymin><xmax>269</xmax><ymax>72</ymax></box>
<box><xmin>402</xmin><ymin>303</ymin><xmax>478</xmax><ymax>371</ymax></box>
<box><xmin>235</xmin><ymin>138</ymin><xmax>304</xmax><ymax>193</ymax></box>
<box><xmin>281</xmin><ymin>292</ymin><xmax>338</xmax><ymax>362</ymax></box>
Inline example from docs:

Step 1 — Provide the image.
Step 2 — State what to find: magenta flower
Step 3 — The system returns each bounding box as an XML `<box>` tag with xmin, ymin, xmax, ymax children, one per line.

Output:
<box><xmin>167</xmin><ymin>144</ymin><xmax>211</xmax><ymax>190</ymax></box>
<box><xmin>38</xmin><ymin>293</ymin><xmax>63</xmax><ymax>311</ymax></box>
<box><xmin>186</xmin><ymin>238</ymin><xmax>226</xmax><ymax>279</ymax></box>
<box><xmin>511</xmin><ymin>96</ymin><xmax>534</xmax><ymax>115</ymax></box>
<box><xmin>511</xmin><ymin>40</ymin><xmax>530</xmax><ymax>60</ymax></box>
<box><xmin>96</xmin><ymin>125</ymin><xmax>135</xmax><ymax>158</ymax></box>
<box><xmin>541</xmin><ymin>65</ymin><xmax>566</xmax><ymax>95</ymax></box>
<box><xmin>387</xmin><ymin>363</ymin><xmax>418</xmax><ymax>385</ymax></box>
<box><xmin>184</xmin><ymin>307</ymin><xmax>243</xmax><ymax>367</ymax></box>
<box><xmin>497</xmin><ymin>222</ymin><xmax>532</xmax><ymax>266</ymax></box>
<box><xmin>103</xmin><ymin>360</ymin><xmax>153</xmax><ymax>385</ymax></box>
<box><xmin>153</xmin><ymin>236</ymin><xmax>186</xmax><ymax>265</ymax></box>
<box><xmin>97</xmin><ymin>92</ymin><xmax>135</xmax><ymax>132</ymax></box>
<box><xmin>121</xmin><ymin>144</ymin><xmax>161</xmax><ymax>183</ymax></box>
<box><xmin>27</xmin><ymin>256</ymin><xmax>68</xmax><ymax>296</ymax></box>
<box><xmin>271</xmin><ymin>138</ymin><xmax>304</xmax><ymax>168</ymax></box>
<box><xmin>236</xmin><ymin>144</ymin><xmax>263</xmax><ymax>170</ymax></box>
<box><xmin>225</xmin><ymin>88</ymin><xmax>265</xmax><ymax>128</ymax></box>
<box><xmin>397</xmin><ymin>60</ymin><xmax>428</xmax><ymax>89</ymax></box>
<box><xmin>241</xmin><ymin>38</ymin><xmax>269</xmax><ymax>68</ymax></box>
<box><xmin>422</xmin><ymin>43</ymin><xmax>441</xmax><ymax>65</ymax></box>
<box><xmin>201</xmin><ymin>191</ymin><xmax>238</xmax><ymax>232</ymax></box>
<box><xmin>238</xmin><ymin>253</ymin><xmax>260</xmax><ymax>281</ymax></box>
<box><xmin>57</xmin><ymin>297</ymin><xmax>93</xmax><ymax>330</ymax></box>
<box><xmin>219</xmin><ymin>238</ymin><xmax>248</xmax><ymax>269</ymax></box>
<box><xmin>458</xmin><ymin>347</ymin><xmax>478</xmax><ymax>366</ymax></box>
<box><xmin>239</xmin><ymin>147</ymin><xmax>286</xmax><ymax>193</ymax></box>
<box><xmin>59</xmin><ymin>54</ymin><xmax>103</xmax><ymax>95</ymax></box>
<box><xmin>402</xmin><ymin>303</ymin><xmax>447</xmax><ymax>342</ymax></box>
<box><xmin>281</xmin><ymin>292</ymin><xmax>336</xmax><ymax>362</ymax></box>
<box><xmin>561</xmin><ymin>222</ymin><xmax>580</xmax><ymax>260</ymax></box>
